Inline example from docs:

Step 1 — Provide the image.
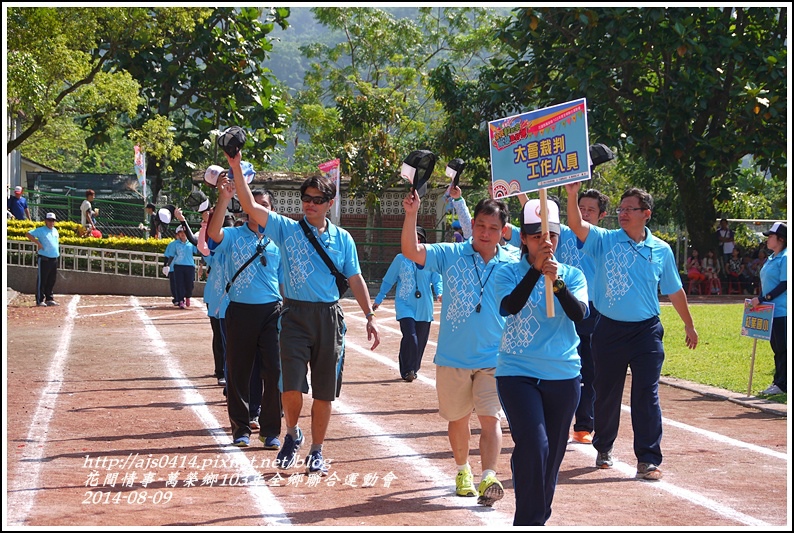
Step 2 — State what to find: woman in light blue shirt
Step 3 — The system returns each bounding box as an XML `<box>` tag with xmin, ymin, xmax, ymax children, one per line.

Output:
<box><xmin>750</xmin><ymin>222</ymin><xmax>787</xmax><ymax>395</ymax></box>
<box><xmin>494</xmin><ymin>199</ymin><xmax>588</xmax><ymax>526</ymax></box>
<box><xmin>373</xmin><ymin>226</ymin><xmax>443</xmax><ymax>381</ymax></box>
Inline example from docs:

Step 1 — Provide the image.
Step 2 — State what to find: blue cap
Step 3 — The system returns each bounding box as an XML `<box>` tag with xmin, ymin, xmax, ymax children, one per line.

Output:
<box><xmin>229</xmin><ymin>161</ymin><xmax>255</xmax><ymax>184</ymax></box>
<box><xmin>452</xmin><ymin>220</ymin><xmax>461</xmax><ymax>230</ymax></box>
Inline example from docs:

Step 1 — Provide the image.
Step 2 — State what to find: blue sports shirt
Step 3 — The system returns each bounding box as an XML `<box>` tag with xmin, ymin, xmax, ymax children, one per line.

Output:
<box><xmin>760</xmin><ymin>247</ymin><xmax>787</xmax><ymax>318</ymax></box>
<box><xmin>422</xmin><ymin>239</ymin><xmax>516</xmax><ymax>368</ymax></box>
<box><xmin>264</xmin><ymin>213</ymin><xmax>361</xmax><ymax>303</ymax></box>
<box><xmin>581</xmin><ymin>225</ymin><xmax>682</xmax><ymax>322</ymax></box>
<box><xmin>28</xmin><ymin>225</ymin><xmax>59</xmax><ymax>258</ymax></box>
<box><xmin>211</xmin><ymin>224</ymin><xmax>282</xmax><ymax>305</ymax></box>
<box><xmin>374</xmin><ymin>254</ymin><xmax>442</xmax><ymax>322</ymax></box>
<box><xmin>494</xmin><ymin>258</ymin><xmax>587</xmax><ymax>380</ymax></box>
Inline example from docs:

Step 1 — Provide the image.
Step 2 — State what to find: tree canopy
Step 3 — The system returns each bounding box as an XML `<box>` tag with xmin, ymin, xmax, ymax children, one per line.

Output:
<box><xmin>432</xmin><ymin>7</ymin><xmax>787</xmax><ymax>254</ymax></box>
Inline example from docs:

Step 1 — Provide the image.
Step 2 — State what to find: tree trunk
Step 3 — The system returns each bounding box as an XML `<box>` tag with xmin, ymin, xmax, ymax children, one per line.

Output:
<box><xmin>675</xmin><ymin>168</ymin><xmax>719</xmax><ymax>265</ymax></box>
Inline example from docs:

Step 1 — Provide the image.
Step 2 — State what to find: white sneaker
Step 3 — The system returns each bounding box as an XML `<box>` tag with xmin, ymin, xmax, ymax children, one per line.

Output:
<box><xmin>760</xmin><ymin>384</ymin><xmax>783</xmax><ymax>396</ymax></box>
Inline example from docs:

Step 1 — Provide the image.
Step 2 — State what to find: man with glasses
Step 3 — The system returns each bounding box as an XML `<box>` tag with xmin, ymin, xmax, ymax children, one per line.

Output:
<box><xmin>564</xmin><ymin>182</ymin><xmax>698</xmax><ymax>481</ymax></box>
<box><xmin>225</xmin><ymin>150</ymin><xmax>380</xmax><ymax>476</ymax></box>
<box><xmin>207</xmin><ymin>178</ymin><xmax>284</xmax><ymax>450</ymax></box>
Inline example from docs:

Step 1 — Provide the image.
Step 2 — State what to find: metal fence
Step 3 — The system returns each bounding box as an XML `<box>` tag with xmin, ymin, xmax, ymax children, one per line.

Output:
<box><xmin>6</xmin><ymin>240</ymin><xmax>200</xmax><ymax>281</ymax></box>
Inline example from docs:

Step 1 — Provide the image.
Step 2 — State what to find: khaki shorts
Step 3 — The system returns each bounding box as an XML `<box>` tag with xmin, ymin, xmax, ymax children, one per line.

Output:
<box><xmin>436</xmin><ymin>366</ymin><xmax>503</xmax><ymax>421</ymax></box>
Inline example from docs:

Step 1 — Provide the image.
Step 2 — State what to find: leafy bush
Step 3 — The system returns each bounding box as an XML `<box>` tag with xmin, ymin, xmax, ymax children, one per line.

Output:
<box><xmin>6</xmin><ymin>219</ymin><xmax>171</xmax><ymax>253</ymax></box>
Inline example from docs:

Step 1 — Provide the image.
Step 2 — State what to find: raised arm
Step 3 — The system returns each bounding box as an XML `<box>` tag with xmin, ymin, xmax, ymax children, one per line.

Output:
<box><xmin>564</xmin><ymin>181</ymin><xmax>591</xmax><ymax>243</ymax></box>
<box><xmin>449</xmin><ymin>185</ymin><xmax>472</xmax><ymax>239</ymax></box>
<box><xmin>174</xmin><ymin>208</ymin><xmax>198</xmax><ymax>245</ymax></box>
<box><xmin>224</xmin><ymin>150</ymin><xmax>270</xmax><ymax>229</ymax></box>
<box><xmin>207</xmin><ymin>176</ymin><xmax>235</xmax><ymax>244</ymax></box>
<box><xmin>401</xmin><ymin>190</ymin><xmax>427</xmax><ymax>266</ymax></box>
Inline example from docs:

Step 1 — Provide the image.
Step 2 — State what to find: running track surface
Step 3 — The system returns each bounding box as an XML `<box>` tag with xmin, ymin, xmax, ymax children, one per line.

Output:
<box><xmin>4</xmin><ymin>294</ymin><xmax>791</xmax><ymax>528</ymax></box>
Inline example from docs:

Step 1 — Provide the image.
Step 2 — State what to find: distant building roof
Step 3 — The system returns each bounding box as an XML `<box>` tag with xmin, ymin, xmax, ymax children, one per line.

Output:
<box><xmin>21</xmin><ymin>156</ymin><xmax>59</xmax><ymax>173</ymax></box>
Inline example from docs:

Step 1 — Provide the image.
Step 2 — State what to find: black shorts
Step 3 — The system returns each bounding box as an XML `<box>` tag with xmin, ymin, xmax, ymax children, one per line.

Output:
<box><xmin>279</xmin><ymin>298</ymin><xmax>346</xmax><ymax>401</ymax></box>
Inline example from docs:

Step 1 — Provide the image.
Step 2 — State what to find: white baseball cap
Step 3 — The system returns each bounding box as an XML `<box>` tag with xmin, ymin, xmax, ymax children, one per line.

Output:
<box><xmin>203</xmin><ymin>165</ymin><xmax>225</xmax><ymax>187</ymax></box>
<box><xmin>522</xmin><ymin>199</ymin><xmax>560</xmax><ymax>235</ymax></box>
<box><xmin>45</xmin><ymin>212</ymin><xmax>57</xmax><ymax>220</ymax></box>
<box><xmin>14</xmin><ymin>186</ymin><xmax>23</xmax><ymax>193</ymax></box>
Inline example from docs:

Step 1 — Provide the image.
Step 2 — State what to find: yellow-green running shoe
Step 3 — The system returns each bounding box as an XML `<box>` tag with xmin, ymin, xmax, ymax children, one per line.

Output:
<box><xmin>455</xmin><ymin>469</ymin><xmax>477</xmax><ymax>497</ymax></box>
<box><xmin>477</xmin><ymin>473</ymin><xmax>504</xmax><ymax>506</ymax></box>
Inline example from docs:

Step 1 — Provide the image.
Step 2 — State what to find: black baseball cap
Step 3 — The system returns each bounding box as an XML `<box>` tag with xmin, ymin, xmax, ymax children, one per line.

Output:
<box><xmin>762</xmin><ymin>222</ymin><xmax>787</xmax><ymax>239</ymax></box>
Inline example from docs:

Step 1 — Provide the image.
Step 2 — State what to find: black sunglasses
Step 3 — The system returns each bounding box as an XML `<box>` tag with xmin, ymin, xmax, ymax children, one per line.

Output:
<box><xmin>257</xmin><ymin>242</ymin><xmax>267</xmax><ymax>267</ymax></box>
<box><xmin>301</xmin><ymin>194</ymin><xmax>330</xmax><ymax>205</ymax></box>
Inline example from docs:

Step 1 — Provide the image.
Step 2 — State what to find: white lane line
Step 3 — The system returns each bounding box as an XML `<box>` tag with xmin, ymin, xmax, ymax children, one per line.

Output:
<box><xmin>130</xmin><ymin>296</ymin><xmax>290</xmax><ymax>526</ymax></box>
<box><xmin>333</xmin><ymin>392</ymin><xmax>513</xmax><ymax>526</ymax></box>
<box><xmin>621</xmin><ymin>405</ymin><xmax>788</xmax><ymax>461</ymax></box>
<box><xmin>345</xmin><ymin>313</ymin><xmax>777</xmax><ymax>527</ymax></box>
<box><xmin>6</xmin><ymin>295</ymin><xmax>80</xmax><ymax>527</ymax></box>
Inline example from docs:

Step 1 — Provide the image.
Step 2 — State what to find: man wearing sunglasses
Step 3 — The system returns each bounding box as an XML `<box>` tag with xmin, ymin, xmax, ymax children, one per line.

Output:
<box><xmin>207</xmin><ymin>178</ymin><xmax>284</xmax><ymax>451</ymax></box>
<box><xmin>225</xmin><ymin>149</ymin><xmax>380</xmax><ymax>477</ymax></box>
<box><xmin>564</xmin><ymin>182</ymin><xmax>698</xmax><ymax>481</ymax></box>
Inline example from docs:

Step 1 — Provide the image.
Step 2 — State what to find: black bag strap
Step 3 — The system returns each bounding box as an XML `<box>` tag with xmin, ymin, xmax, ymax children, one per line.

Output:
<box><xmin>299</xmin><ymin>218</ymin><xmax>343</xmax><ymax>278</ymax></box>
<box><xmin>224</xmin><ymin>235</ymin><xmax>269</xmax><ymax>294</ymax></box>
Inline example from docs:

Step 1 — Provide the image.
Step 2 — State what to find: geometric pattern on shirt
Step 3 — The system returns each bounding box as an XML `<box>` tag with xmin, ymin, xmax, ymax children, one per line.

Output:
<box><xmin>284</xmin><ymin>232</ymin><xmax>316</xmax><ymax>292</ymax></box>
<box><xmin>444</xmin><ymin>256</ymin><xmax>481</xmax><ymax>332</ymax></box>
<box><xmin>499</xmin><ymin>279</ymin><xmax>544</xmax><ymax>352</ymax></box>
<box><xmin>397</xmin><ymin>257</ymin><xmax>416</xmax><ymax>301</ymax></box>
<box><xmin>229</xmin><ymin>233</ymin><xmax>261</xmax><ymax>290</ymax></box>
<box><xmin>604</xmin><ymin>244</ymin><xmax>637</xmax><ymax>309</ymax></box>
<box><xmin>557</xmin><ymin>237</ymin><xmax>584</xmax><ymax>271</ymax></box>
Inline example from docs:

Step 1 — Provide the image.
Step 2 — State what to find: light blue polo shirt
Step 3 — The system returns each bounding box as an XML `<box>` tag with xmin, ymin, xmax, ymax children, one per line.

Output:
<box><xmin>760</xmin><ymin>247</ymin><xmax>787</xmax><ymax>318</ymax></box>
<box><xmin>165</xmin><ymin>239</ymin><xmax>198</xmax><ymax>267</ymax></box>
<box><xmin>556</xmin><ymin>223</ymin><xmax>597</xmax><ymax>301</ymax></box>
<box><xmin>202</xmin><ymin>251</ymin><xmax>230</xmax><ymax>319</ymax></box>
<box><xmin>374</xmin><ymin>254</ymin><xmax>443</xmax><ymax>322</ymax></box>
<box><xmin>211</xmin><ymin>224</ymin><xmax>282</xmax><ymax>305</ymax></box>
<box><xmin>264</xmin><ymin>213</ymin><xmax>360</xmax><ymax>303</ymax></box>
<box><xmin>495</xmin><ymin>259</ymin><xmax>587</xmax><ymax>380</ymax></box>
<box><xmin>28</xmin><ymin>225</ymin><xmax>60</xmax><ymax>258</ymax></box>
<box><xmin>422</xmin><ymin>239</ymin><xmax>516</xmax><ymax>369</ymax></box>
<box><xmin>581</xmin><ymin>225</ymin><xmax>681</xmax><ymax>322</ymax></box>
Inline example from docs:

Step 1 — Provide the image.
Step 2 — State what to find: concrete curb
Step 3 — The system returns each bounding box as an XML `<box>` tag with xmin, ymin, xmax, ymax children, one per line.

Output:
<box><xmin>661</xmin><ymin>376</ymin><xmax>788</xmax><ymax>417</ymax></box>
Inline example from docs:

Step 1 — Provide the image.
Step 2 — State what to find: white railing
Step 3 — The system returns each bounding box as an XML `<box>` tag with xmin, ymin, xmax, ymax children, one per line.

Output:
<box><xmin>6</xmin><ymin>240</ymin><xmax>202</xmax><ymax>281</ymax></box>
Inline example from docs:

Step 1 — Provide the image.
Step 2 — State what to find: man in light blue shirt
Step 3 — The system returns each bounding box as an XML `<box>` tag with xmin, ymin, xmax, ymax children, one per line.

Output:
<box><xmin>27</xmin><ymin>212</ymin><xmax>60</xmax><ymax>306</ymax></box>
<box><xmin>226</xmin><ymin>150</ymin><xmax>380</xmax><ymax>477</ymax></box>
<box><xmin>564</xmin><ymin>181</ymin><xmax>698</xmax><ymax>481</ymax></box>
<box><xmin>402</xmin><ymin>189</ymin><xmax>515</xmax><ymax>507</ymax></box>
<box><xmin>209</xmin><ymin>180</ymin><xmax>284</xmax><ymax>450</ymax></box>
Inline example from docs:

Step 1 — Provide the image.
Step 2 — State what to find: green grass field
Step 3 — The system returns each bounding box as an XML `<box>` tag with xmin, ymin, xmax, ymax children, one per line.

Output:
<box><xmin>660</xmin><ymin>302</ymin><xmax>787</xmax><ymax>404</ymax></box>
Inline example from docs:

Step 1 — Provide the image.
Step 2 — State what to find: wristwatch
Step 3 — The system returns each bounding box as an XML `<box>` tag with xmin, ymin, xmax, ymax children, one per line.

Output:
<box><xmin>552</xmin><ymin>277</ymin><xmax>566</xmax><ymax>294</ymax></box>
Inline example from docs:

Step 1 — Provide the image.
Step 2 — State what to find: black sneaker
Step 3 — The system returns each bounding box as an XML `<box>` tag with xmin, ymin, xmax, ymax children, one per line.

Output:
<box><xmin>45</xmin><ymin>300</ymin><xmax>59</xmax><ymax>306</ymax></box>
<box><xmin>596</xmin><ymin>449</ymin><xmax>613</xmax><ymax>468</ymax></box>
<box><xmin>275</xmin><ymin>428</ymin><xmax>304</xmax><ymax>469</ymax></box>
<box><xmin>636</xmin><ymin>462</ymin><xmax>663</xmax><ymax>480</ymax></box>
<box><xmin>305</xmin><ymin>449</ymin><xmax>329</xmax><ymax>476</ymax></box>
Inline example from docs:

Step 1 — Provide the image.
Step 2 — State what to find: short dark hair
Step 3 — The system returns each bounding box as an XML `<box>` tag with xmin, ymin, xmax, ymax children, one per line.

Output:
<box><xmin>252</xmin><ymin>188</ymin><xmax>275</xmax><ymax>207</ymax></box>
<box><xmin>579</xmin><ymin>188</ymin><xmax>609</xmax><ymax>214</ymax></box>
<box><xmin>86</xmin><ymin>189</ymin><xmax>95</xmax><ymax>198</ymax></box>
<box><xmin>621</xmin><ymin>187</ymin><xmax>653</xmax><ymax>211</ymax></box>
<box><xmin>300</xmin><ymin>175</ymin><xmax>336</xmax><ymax>200</ymax></box>
<box><xmin>146</xmin><ymin>203</ymin><xmax>156</xmax><ymax>210</ymax></box>
<box><xmin>472</xmin><ymin>198</ymin><xmax>509</xmax><ymax>227</ymax></box>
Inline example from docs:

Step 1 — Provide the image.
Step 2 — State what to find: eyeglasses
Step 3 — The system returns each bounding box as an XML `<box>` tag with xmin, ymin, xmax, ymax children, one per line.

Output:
<box><xmin>615</xmin><ymin>207</ymin><xmax>646</xmax><ymax>214</ymax></box>
<box><xmin>301</xmin><ymin>194</ymin><xmax>330</xmax><ymax>205</ymax></box>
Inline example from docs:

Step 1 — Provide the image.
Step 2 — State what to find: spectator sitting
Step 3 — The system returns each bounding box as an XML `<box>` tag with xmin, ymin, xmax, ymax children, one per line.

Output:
<box><xmin>685</xmin><ymin>248</ymin><xmax>706</xmax><ymax>291</ymax></box>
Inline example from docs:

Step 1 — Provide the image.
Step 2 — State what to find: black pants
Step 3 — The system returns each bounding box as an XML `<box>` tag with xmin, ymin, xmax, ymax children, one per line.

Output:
<box><xmin>225</xmin><ymin>300</ymin><xmax>282</xmax><ymax>440</ymax></box>
<box><xmin>770</xmin><ymin>316</ymin><xmax>787</xmax><ymax>392</ymax></box>
<box><xmin>36</xmin><ymin>256</ymin><xmax>58</xmax><ymax>304</ymax></box>
<box><xmin>209</xmin><ymin>314</ymin><xmax>226</xmax><ymax>378</ymax></box>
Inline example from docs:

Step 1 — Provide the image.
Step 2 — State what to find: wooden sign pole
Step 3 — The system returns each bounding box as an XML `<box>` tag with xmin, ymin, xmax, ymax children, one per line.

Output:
<box><xmin>539</xmin><ymin>188</ymin><xmax>555</xmax><ymax>318</ymax></box>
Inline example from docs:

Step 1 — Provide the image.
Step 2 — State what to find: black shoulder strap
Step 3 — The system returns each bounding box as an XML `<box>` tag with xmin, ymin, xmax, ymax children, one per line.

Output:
<box><xmin>299</xmin><ymin>218</ymin><xmax>342</xmax><ymax>277</ymax></box>
<box><xmin>224</xmin><ymin>235</ymin><xmax>269</xmax><ymax>294</ymax></box>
